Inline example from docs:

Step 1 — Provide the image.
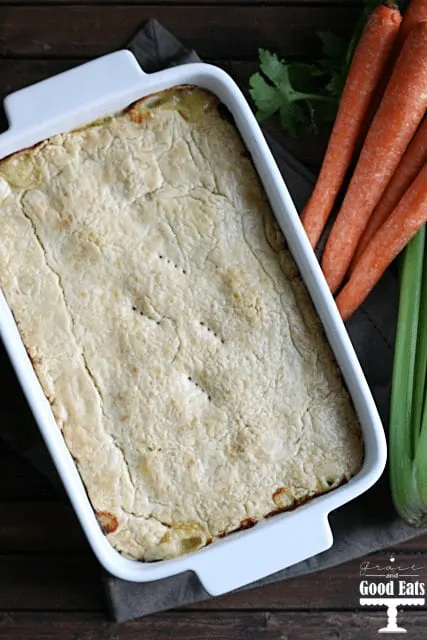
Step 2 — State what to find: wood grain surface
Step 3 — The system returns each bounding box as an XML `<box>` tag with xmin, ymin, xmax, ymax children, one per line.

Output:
<box><xmin>2</xmin><ymin>611</ymin><xmax>427</xmax><ymax>640</ymax></box>
<box><xmin>0</xmin><ymin>6</ymin><xmax>358</xmax><ymax>59</ymax></box>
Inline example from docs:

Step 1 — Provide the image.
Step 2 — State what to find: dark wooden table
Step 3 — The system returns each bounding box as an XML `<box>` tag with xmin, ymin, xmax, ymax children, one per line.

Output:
<box><xmin>1</xmin><ymin>1</ymin><xmax>427</xmax><ymax>637</ymax></box>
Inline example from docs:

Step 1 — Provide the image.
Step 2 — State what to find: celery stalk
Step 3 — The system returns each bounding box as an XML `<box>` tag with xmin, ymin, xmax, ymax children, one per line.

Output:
<box><xmin>414</xmin><ymin>385</ymin><xmax>427</xmax><ymax>512</ymax></box>
<box><xmin>412</xmin><ymin>246</ymin><xmax>427</xmax><ymax>451</ymax></box>
<box><xmin>414</xmin><ymin>243</ymin><xmax>427</xmax><ymax>513</ymax></box>
<box><xmin>390</xmin><ymin>227</ymin><xmax>425</xmax><ymax>526</ymax></box>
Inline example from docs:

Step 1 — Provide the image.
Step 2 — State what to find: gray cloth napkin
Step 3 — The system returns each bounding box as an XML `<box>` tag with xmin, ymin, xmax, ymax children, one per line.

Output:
<box><xmin>1</xmin><ymin>19</ymin><xmax>426</xmax><ymax>623</ymax></box>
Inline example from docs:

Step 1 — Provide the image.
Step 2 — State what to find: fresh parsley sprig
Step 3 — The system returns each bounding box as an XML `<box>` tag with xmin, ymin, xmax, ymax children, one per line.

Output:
<box><xmin>249</xmin><ymin>50</ymin><xmax>336</xmax><ymax>137</ymax></box>
<box><xmin>249</xmin><ymin>1</ymin><xmax>378</xmax><ymax>136</ymax></box>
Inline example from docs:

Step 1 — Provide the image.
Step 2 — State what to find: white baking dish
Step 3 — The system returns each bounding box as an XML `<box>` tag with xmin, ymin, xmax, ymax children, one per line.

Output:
<box><xmin>0</xmin><ymin>50</ymin><xmax>386</xmax><ymax>595</ymax></box>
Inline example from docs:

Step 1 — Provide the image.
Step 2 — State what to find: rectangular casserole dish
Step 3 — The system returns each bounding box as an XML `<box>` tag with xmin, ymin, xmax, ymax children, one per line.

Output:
<box><xmin>0</xmin><ymin>50</ymin><xmax>387</xmax><ymax>595</ymax></box>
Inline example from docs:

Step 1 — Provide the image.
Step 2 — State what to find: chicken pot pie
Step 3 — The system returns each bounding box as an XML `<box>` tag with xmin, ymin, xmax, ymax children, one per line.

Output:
<box><xmin>0</xmin><ymin>86</ymin><xmax>363</xmax><ymax>560</ymax></box>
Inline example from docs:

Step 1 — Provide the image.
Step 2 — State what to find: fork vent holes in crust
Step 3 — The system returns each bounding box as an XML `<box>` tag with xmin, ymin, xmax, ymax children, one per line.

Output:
<box><xmin>131</xmin><ymin>306</ymin><xmax>161</xmax><ymax>325</ymax></box>
<box><xmin>158</xmin><ymin>254</ymin><xmax>187</xmax><ymax>275</ymax></box>
<box><xmin>199</xmin><ymin>321</ymin><xmax>225</xmax><ymax>344</ymax></box>
<box><xmin>187</xmin><ymin>376</ymin><xmax>212</xmax><ymax>401</ymax></box>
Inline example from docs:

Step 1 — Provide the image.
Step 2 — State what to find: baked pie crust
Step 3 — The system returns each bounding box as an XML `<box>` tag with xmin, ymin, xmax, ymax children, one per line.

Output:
<box><xmin>0</xmin><ymin>87</ymin><xmax>363</xmax><ymax>560</ymax></box>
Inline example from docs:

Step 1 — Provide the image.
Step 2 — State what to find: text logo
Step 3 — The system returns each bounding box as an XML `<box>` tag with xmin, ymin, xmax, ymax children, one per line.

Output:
<box><xmin>359</xmin><ymin>555</ymin><xmax>425</xmax><ymax>633</ymax></box>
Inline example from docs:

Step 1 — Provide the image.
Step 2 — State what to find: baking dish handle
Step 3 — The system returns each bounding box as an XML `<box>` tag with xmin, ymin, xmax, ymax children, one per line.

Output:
<box><xmin>190</xmin><ymin>509</ymin><xmax>333</xmax><ymax>596</ymax></box>
<box><xmin>0</xmin><ymin>50</ymin><xmax>144</xmax><ymax>143</ymax></box>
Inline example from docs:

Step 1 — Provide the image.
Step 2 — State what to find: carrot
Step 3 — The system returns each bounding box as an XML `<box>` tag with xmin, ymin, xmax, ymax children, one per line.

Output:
<box><xmin>300</xmin><ymin>3</ymin><xmax>402</xmax><ymax>249</ymax></box>
<box><xmin>321</xmin><ymin>21</ymin><xmax>427</xmax><ymax>295</ymax></box>
<box><xmin>360</xmin><ymin>0</ymin><xmax>427</xmax><ymax>148</ymax></box>
<box><xmin>336</xmin><ymin>162</ymin><xmax>427</xmax><ymax>321</ymax></box>
<box><xmin>352</xmin><ymin>117</ymin><xmax>427</xmax><ymax>269</ymax></box>
<box><xmin>396</xmin><ymin>0</ymin><xmax>427</xmax><ymax>50</ymax></box>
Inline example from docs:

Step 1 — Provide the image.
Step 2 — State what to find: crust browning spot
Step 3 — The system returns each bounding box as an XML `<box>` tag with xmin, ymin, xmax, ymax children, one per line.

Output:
<box><xmin>96</xmin><ymin>510</ymin><xmax>119</xmax><ymax>534</ymax></box>
<box><xmin>272</xmin><ymin>487</ymin><xmax>289</xmax><ymax>505</ymax></box>
<box><xmin>238</xmin><ymin>517</ymin><xmax>256</xmax><ymax>531</ymax></box>
<box><xmin>273</xmin><ymin>487</ymin><xmax>294</xmax><ymax>509</ymax></box>
<box><xmin>266</xmin><ymin>493</ymin><xmax>325</xmax><ymax>519</ymax></box>
<box><xmin>127</xmin><ymin>109</ymin><xmax>147</xmax><ymax>125</ymax></box>
<box><xmin>217</xmin><ymin>517</ymin><xmax>257</xmax><ymax>540</ymax></box>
